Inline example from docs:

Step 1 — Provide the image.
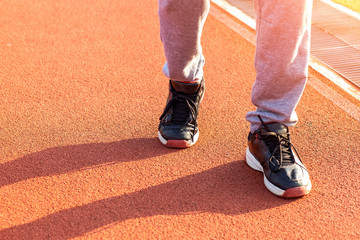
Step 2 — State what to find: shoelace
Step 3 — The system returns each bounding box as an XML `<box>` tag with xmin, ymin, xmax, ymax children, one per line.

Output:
<box><xmin>159</xmin><ymin>90</ymin><xmax>198</xmax><ymax>137</ymax></box>
<box><xmin>257</xmin><ymin>116</ymin><xmax>302</xmax><ymax>171</ymax></box>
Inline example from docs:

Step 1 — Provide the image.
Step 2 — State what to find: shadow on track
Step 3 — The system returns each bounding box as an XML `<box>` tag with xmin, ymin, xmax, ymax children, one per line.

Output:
<box><xmin>1</xmin><ymin>149</ymin><xmax>292</xmax><ymax>239</ymax></box>
<box><xmin>0</xmin><ymin>138</ymin><xmax>174</xmax><ymax>188</ymax></box>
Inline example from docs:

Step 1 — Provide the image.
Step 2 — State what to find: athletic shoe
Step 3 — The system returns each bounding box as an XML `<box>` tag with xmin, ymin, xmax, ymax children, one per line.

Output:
<box><xmin>158</xmin><ymin>78</ymin><xmax>205</xmax><ymax>148</ymax></box>
<box><xmin>246</xmin><ymin>116</ymin><xmax>311</xmax><ymax>198</ymax></box>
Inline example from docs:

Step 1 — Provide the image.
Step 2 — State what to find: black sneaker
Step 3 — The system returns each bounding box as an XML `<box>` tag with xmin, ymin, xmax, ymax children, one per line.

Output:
<box><xmin>246</xmin><ymin>116</ymin><xmax>311</xmax><ymax>198</ymax></box>
<box><xmin>158</xmin><ymin>78</ymin><xmax>205</xmax><ymax>148</ymax></box>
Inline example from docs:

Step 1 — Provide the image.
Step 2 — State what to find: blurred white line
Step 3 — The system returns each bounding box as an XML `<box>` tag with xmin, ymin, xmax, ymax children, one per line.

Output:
<box><xmin>307</xmin><ymin>74</ymin><xmax>360</xmax><ymax>122</ymax></box>
<box><xmin>321</xmin><ymin>0</ymin><xmax>360</xmax><ymax>21</ymax></box>
<box><xmin>309</xmin><ymin>57</ymin><xmax>360</xmax><ymax>101</ymax></box>
<box><xmin>211</xmin><ymin>0</ymin><xmax>256</xmax><ymax>29</ymax></box>
<box><xmin>210</xmin><ymin>7</ymin><xmax>255</xmax><ymax>45</ymax></box>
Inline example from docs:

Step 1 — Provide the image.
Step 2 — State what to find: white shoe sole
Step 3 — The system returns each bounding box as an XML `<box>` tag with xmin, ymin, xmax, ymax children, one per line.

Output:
<box><xmin>158</xmin><ymin>130</ymin><xmax>199</xmax><ymax>148</ymax></box>
<box><xmin>245</xmin><ymin>147</ymin><xmax>312</xmax><ymax>198</ymax></box>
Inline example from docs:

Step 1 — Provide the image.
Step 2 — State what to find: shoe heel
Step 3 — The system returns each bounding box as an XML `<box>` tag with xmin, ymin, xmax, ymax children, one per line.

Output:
<box><xmin>245</xmin><ymin>147</ymin><xmax>263</xmax><ymax>172</ymax></box>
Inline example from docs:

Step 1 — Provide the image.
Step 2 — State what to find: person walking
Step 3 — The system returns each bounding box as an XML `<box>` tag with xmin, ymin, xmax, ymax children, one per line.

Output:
<box><xmin>157</xmin><ymin>0</ymin><xmax>313</xmax><ymax>198</ymax></box>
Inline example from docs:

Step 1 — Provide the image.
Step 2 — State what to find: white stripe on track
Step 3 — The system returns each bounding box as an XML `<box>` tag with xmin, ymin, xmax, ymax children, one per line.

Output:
<box><xmin>307</xmin><ymin>74</ymin><xmax>360</xmax><ymax>122</ymax></box>
<box><xmin>320</xmin><ymin>0</ymin><xmax>360</xmax><ymax>21</ymax></box>
<box><xmin>211</xmin><ymin>0</ymin><xmax>256</xmax><ymax>29</ymax></box>
<box><xmin>209</xmin><ymin>7</ymin><xmax>255</xmax><ymax>45</ymax></box>
<box><xmin>209</xmin><ymin>5</ymin><xmax>360</xmax><ymax>122</ymax></box>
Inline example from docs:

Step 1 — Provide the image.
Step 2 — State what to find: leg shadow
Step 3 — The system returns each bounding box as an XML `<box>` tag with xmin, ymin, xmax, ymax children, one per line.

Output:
<box><xmin>1</xmin><ymin>161</ymin><xmax>294</xmax><ymax>239</ymax></box>
<box><xmin>0</xmin><ymin>138</ymin><xmax>174</xmax><ymax>187</ymax></box>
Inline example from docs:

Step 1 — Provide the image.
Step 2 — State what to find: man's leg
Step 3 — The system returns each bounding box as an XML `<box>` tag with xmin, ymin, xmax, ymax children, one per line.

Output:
<box><xmin>158</xmin><ymin>0</ymin><xmax>210</xmax><ymax>148</ymax></box>
<box><xmin>159</xmin><ymin>0</ymin><xmax>210</xmax><ymax>83</ymax></box>
<box><xmin>246</xmin><ymin>0</ymin><xmax>313</xmax><ymax>131</ymax></box>
<box><xmin>246</xmin><ymin>0</ymin><xmax>313</xmax><ymax>198</ymax></box>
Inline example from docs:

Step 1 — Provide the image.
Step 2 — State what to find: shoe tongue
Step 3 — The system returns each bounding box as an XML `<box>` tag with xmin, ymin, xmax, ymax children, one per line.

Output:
<box><xmin>171</xmin><ymin>80</ymin><xmax>200</xmax><ymax>94</ymax></box>
<box><xmin>265</xmin><ymin>122</ymin><xmax>288</xmax><ymax>134</ymax></box>
<box><xmin>264</xmin><ymin>123</ymin><xmax>293</xmax><ymax>166</ymax></box>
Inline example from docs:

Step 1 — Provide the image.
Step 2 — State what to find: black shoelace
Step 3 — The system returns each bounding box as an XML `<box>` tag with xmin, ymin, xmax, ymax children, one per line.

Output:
<box><xmin>258</xmin><ymin>116</ymin><xmax>302</xmax><ymax>171</ymax></box>
<box><xmin>160</xmin><ymin>90</ymin><xmax>198</xmax><ymax>136</ymax></box>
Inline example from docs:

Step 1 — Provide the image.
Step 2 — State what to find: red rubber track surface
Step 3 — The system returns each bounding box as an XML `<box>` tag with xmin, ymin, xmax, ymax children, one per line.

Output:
<box><xmin>1</xmin><ymin>0</ymin><xmax>359</xmax><ymax>239</ymax></box>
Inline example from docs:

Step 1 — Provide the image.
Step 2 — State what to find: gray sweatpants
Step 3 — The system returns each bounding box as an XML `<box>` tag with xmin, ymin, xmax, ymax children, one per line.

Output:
<box><xmin>158</xmin><ymin>0</ymin><xmax>313</xmax><ymax>132</ymax></box>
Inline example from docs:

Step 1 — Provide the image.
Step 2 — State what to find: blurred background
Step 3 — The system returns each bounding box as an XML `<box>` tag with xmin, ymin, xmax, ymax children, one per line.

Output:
<box><xmin>332</xmin><ymin>0</ymin><xmax>360</xmax><ymax>12</ymax></box>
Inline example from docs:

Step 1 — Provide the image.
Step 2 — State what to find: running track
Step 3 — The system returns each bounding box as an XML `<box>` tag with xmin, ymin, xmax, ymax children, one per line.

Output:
<box><xmin>1</xmin><ymin>0</ymin><xmax>360</xmax><ymax>239</ymax></box>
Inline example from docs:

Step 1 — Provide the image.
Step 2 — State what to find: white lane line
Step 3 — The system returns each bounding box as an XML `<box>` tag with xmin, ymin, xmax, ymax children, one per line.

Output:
<box><xmin>209</xmin><ymin>5</ymin><xmax>360</xmax><ymax>122</ymax></box>
<box><xmin>210</xmin><ymin>7</ymin><xmax>255</xmax><ymax>45</ymax></box>
<box><xmin>307</xmin><ymin>74</ymin><xmax>360</xmax><ymax>122</ymax></box>
<box><xmin>321</xmin><ymin>0</ymin><xmax>360</xmax><ymax>21</ymax></box>
<box><xmin>309</xmin><ymin>57</ymin><xmax>360</xmax><ymax>101</ymax></box>
<box><xmin>211</xmin><ymin>0</ymin><xmax>256</xmax><ymax>29</ymax></box>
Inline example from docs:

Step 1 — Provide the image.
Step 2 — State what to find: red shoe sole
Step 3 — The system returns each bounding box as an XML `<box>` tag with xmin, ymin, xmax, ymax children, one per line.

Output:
<box><xmin>165</xmin><ymin>140</ymin><xmax>194</xmax><ymax>148</ymax></box>
<box><xmin>282</xmin><ymin>187</ymin><xmax>311</xmax><ymax>198</ymax></box>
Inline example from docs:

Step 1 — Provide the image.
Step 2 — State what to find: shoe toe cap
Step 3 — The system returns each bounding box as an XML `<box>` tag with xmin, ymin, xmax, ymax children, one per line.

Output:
<box><xmin>270</xmin><ymin>165</ymin><xmax>311</xmax><ymax>190</ymax></box>
<box><xmin>159</xmin><ymin>126</ymin><xmax>195</xmax><ymax>141</ymax></box>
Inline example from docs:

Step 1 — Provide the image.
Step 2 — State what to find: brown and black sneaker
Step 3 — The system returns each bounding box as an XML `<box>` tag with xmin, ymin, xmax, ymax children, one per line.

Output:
<box><xmin>158</xmin><ymin>78</ymin><xmax>205</xmax><ymax>148</ymax></box>
<box><xmin>246</xmin><ymin>116</ymin><xmax>312</xmax><ymax>198</ymax></box>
